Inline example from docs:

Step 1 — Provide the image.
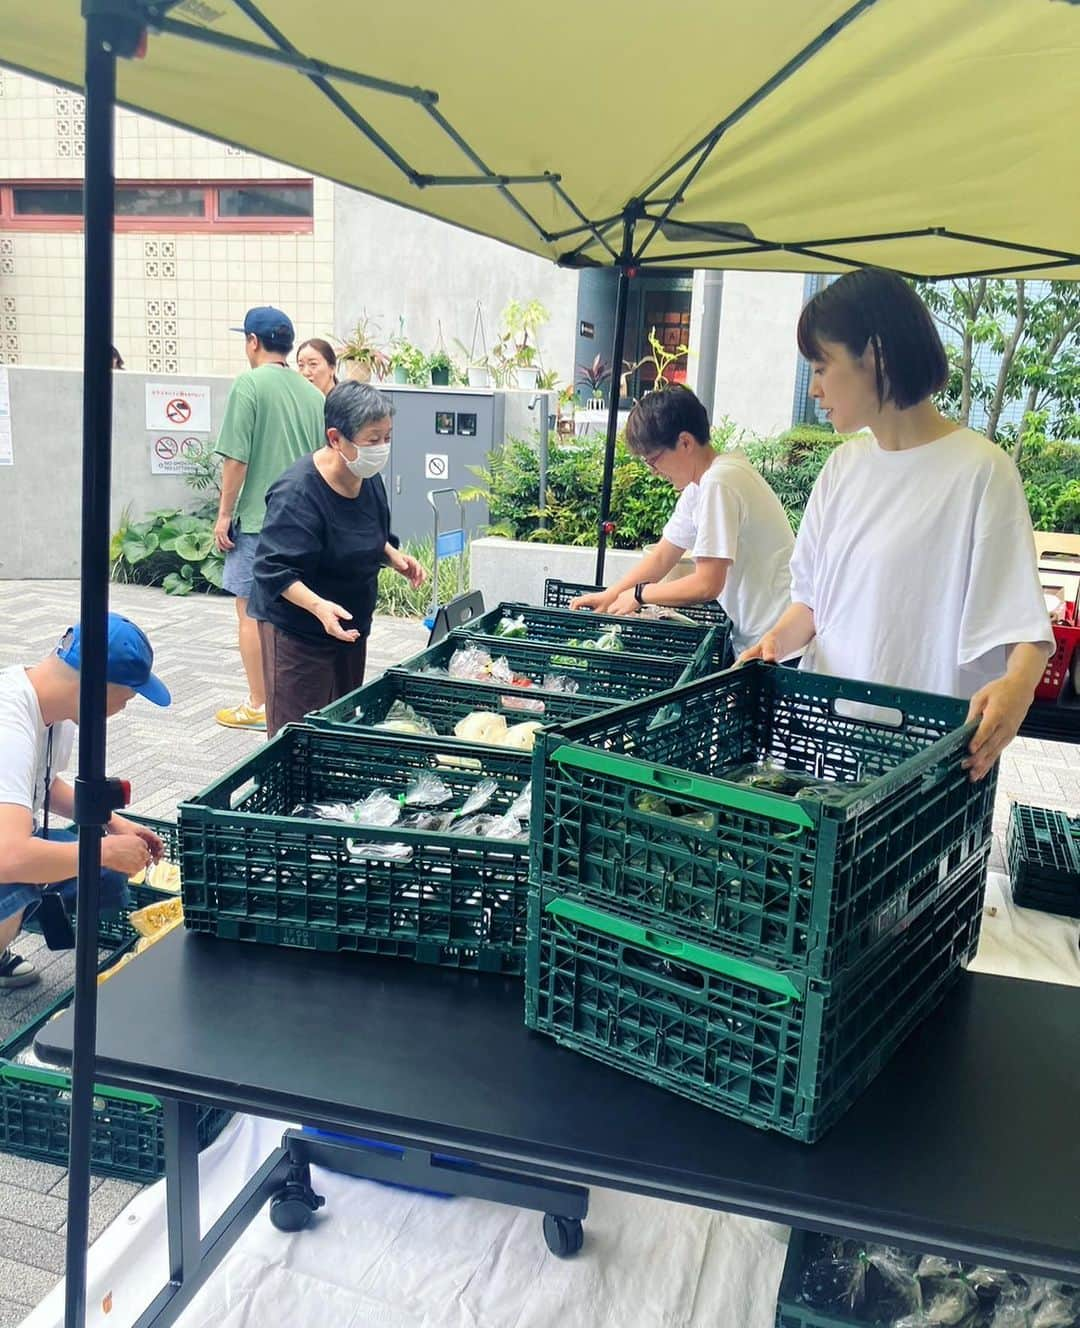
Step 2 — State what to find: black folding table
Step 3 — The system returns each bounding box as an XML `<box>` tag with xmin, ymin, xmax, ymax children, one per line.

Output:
<box><xmin>37</xmin><ymin>929</ymin><xmax>1080</xmax><ymax>1328</ymax></box>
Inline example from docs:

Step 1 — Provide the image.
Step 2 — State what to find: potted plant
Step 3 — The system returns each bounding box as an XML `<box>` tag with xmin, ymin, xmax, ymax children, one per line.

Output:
<box><xmin>497</xmin><ymin>298</ymin><xmax>549</xmax><ymax>389</ymax></box>
<box><xmin>388</xmin><ymin>323</ymin><xmax>430</xmax><ymax>385</ymax></box>
<box><xmin>454</xmin><ymin>302</ymin><xmax>493</xmax><ymax>388</ymax></box>
<box><xmin>428</xmin><ymin>321</ymin><xmax>453</xmax><ymax>386</ymax></box>
<box><xmin>428</xmin><ymin>349</ymin><xmax>452</xmax><ymax>387</ymax></box>
<box><xmin>576</xmin><ymin>354</ymin><xmax>611</xmax><ymax>408</ymax></box>
<box><xmin>337</xmin><ymin>314</ymin><xmax>390</xmax><ymax>382</ymax></box>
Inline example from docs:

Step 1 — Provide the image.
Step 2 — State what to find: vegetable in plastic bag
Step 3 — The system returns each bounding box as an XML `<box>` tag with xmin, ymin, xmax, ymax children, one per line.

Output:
<box><xmin>636</xmin><ymin>792</ymin><xmax>673</xmax><ymax>817</ymax></box>
<box><xmin>508</xmin><ymin>781</ymin><xmax>532</xmax><ymax>822</ymax></box>
<box><xmin>495</xmin><ymin>615</ymin><xmax>528</xmax><ymax>638</ymax></box>
<box><xmin>346</xmin><ymin>840</ymin><xmax>413</xmax><ymax>861</ymax></box>
<box><xmin>540</xmin><ymin>673</ymin><xmax>579</xmax><ymax>694</ymax></box>
<box><xmin>798</xmin><ymin>1248</ymin><xmax>868</xmax><ymax>1314</ymax></box>
<box><xmin>1032</xmin><ymin>1291</ymin><xmax>1080</xmax><ymax>1327</ymax></box>
<box><xmin>374</xmin><ymin>700</ymin><xmax>439</xmax><ymax>736</ymax></box>
<box><xmin>457</xmin><ymin>777</ymin><xmax>499</xmax><ymax>818</ymax></box>
<box><xmin>500</xmin><ymin>691</ymin><xmax>547</xmax><ymax>713</ymax></box>
<box><xmin>405</xmin><ymin>772</ymin><xmax>453</xmax><ymax>806</ymax></box>
<box><xmin>400</xmin><ymin>810</ymin><xmax>456</xmax><ymax>832</ymax></box>
<box><xmin>454</xmin><ymin>711</ymin><xmax>508</xmax><ymax>745</ymax></box>
<box><xmin>483</xmin><ymin>811</ymin><xmax>526</xmax><ymax>841</ymax></box>
<box><xmin>351</xmin><ymin>789</ymin><xmax>402</xmax><ymax>827</ymax></box>
<box><xmin>500</xmin><ymin>721</ymin><xmax>542</xmax><ymax>751</ymax></box>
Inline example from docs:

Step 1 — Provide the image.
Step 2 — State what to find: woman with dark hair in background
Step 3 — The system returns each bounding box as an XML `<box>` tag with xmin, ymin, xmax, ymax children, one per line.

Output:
<box><xmin>296</xmin><ymin>338</ymin><xmax>338</xmax><ymax>396</ymax></box>
<box><xmin>247</xmin><ymin>380</ymin><xmax>425</xmax><ymax>737</ymax></box>
<box><xmin>740</xmin><ymin>268</ymin><xmax>1052</xmax><ymax>782</ymax></box>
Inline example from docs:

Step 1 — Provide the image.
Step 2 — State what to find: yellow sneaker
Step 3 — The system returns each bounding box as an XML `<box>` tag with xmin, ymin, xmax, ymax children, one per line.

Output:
<box><xmin>215</xmin><ymin>700</ymin><xmax>266</xmax><ymax>730</ymax></box>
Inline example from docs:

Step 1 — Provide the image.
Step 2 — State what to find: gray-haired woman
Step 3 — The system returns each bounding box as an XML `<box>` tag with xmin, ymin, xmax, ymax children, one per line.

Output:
<box><xmin>248</xmin><ymin>380</ymin><xmax>425</xmax><ymax>736</ymax></box>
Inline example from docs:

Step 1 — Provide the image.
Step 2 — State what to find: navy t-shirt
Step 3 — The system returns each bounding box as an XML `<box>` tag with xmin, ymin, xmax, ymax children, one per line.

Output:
<box><xmin>248</xmin><ymin>453</ymin><xmax>394</xmax><ymax>645</ymax></box>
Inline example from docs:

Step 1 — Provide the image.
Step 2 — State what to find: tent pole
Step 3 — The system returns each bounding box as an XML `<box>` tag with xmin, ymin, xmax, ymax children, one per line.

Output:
<box><xmin>594</xmin><ymin>213</ymin><xmax>636</xmax><ymax>585</ymax></box>
<box><xmin>65</xmin><ymin>6</ymin><xmax>123</xmax><ymax>1325</ymax></box>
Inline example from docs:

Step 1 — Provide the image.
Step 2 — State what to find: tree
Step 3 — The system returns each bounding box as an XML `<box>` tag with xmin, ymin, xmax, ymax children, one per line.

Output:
<box><xmin>912</xmin><ymin>278</ymin><xmax>1080</xmax><ymax>458</ymax></box>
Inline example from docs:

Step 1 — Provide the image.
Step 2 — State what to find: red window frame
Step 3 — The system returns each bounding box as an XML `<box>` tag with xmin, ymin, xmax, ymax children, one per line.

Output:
<box><xmin>0</xmin><ymin>179</ymin><xmax>314</xmax><ymax>233</ymax></box>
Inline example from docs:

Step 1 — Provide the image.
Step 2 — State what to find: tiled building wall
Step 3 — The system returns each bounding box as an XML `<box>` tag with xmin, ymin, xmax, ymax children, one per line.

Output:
<box><xmin>0</xmin><ymin>70</ymin><xmax>334</xmax><ymax>374</ymax></box>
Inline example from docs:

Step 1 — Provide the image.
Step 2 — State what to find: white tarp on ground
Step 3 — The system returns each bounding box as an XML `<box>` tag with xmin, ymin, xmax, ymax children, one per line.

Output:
<box><xmin>20</xmin><ymin>870</ymin><xmax>1080</xmax><ymax>1328</ymax></box>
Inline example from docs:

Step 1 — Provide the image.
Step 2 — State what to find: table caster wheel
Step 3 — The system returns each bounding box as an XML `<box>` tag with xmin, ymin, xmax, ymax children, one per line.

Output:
<box><xmin>543</xmin><ymin>1212</ymin><xmax>583</xmax><ymax>1258</ymax></box>
<box><xmin>269</xmin><ymin>1167</ymin><xmax>325</xmax><ymax>1233</ymax></box>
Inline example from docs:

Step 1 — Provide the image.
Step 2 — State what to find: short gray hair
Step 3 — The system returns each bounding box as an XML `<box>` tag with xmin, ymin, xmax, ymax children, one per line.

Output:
<box><xmin>324</xmin><ymin>380</ymin><xmax>393</xmax><ymax>438</ymax></box>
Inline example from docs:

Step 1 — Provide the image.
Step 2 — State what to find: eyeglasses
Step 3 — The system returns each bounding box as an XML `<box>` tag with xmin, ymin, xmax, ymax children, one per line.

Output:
<box><xmin>641</xmin><ymin>450</ymin><xmax>666</xmax><ymax>472</ymax></box>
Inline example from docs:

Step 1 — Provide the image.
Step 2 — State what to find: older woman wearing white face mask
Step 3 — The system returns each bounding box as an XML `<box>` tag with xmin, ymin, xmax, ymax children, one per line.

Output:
<box><xmin>247</xmin><ymin>380</ymin><xmax>425</xmax><ymax>737</ymax></box>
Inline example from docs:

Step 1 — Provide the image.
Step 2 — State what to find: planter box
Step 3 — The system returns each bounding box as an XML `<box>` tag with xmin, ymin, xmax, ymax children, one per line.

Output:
<box><xmin>469</xmin><ymin>537</ymin><xmax>692</xmax><ymax>609</ymax></box>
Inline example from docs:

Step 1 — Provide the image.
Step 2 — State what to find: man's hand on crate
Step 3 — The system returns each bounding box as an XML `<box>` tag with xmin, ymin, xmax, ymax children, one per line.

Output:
<box><xmin>101</xmin><ymin>833</ymin><xmax>155</xmax><ymax>876</ymax></box>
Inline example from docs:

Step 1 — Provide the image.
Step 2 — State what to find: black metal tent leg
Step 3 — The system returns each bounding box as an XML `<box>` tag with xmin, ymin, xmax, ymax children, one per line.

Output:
<box><xmin>593</xmin><ymin>216</ymin><xmax>636</xmax><ymax>586</ymax></box>
<box><xmin>64</xmin><ymin>5</ymin><xmax>125</xmax><ymax>1325</ymax></box>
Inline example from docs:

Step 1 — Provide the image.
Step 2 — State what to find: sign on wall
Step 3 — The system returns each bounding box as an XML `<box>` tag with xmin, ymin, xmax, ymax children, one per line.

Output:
<box><xmin>145</xmin><ymin>382</ymin><xmax>212</xmax><ymax>434</ymax></box>
<box><xmin>150</xmin><ymin>434</ymin><xmax>203</xmax><ymax>476</ymax></box>
<box><xmin>0</xmin><ymin>368</ymin><xmax>11</xmax><ymax>466</ymax></box>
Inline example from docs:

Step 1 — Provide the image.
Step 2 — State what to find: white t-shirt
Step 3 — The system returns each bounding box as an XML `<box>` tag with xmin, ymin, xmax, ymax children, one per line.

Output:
<box><xmin>662</xmin><ymin>449</ymin><xmax>795</xmax><ymax>655</ymax></box>
<box><xmin>789</xmin><ymin>428</ymin><xmax>1053</xmax><ymax>699</ymax></box>
<box><xmin>0</xmin><ymin>666</ymin><xmax>75</xmax><ymax>827</ymax></box>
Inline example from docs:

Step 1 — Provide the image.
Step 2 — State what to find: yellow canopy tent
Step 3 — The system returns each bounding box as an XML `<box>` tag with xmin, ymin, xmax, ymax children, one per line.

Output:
<box><xmin>2</xmin><ymin>4</ymin><xmax>1079</xmax><ymax>1323</ymax></box>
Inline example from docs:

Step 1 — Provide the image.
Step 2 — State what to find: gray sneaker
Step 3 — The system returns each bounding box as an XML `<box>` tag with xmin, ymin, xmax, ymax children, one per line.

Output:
<box><xmin>0</xmin><ymin>948</ymin><xmax>38</xmax><ymax>989</ymax></box>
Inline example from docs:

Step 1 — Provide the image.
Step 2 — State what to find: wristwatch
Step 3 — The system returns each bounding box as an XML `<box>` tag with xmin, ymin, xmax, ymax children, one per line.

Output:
<box><xmin>633</xmin><ymin>582</ymin><xmax>646</xmax><ymax>606</ymax></box>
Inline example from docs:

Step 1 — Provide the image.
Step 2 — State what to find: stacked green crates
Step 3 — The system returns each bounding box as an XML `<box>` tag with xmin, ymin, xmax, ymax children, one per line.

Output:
<box><xmin>543</xmin><ymin>577</ymin><xmax>733</xmax><ymax>631</ymax></box>
<box><xmin>455</xmin><ymin>601</ymin><xmax>733</xmax><ymax>671</ymax></box>
<box><xmin>525</xmin><ymin>662</ymin><xmax>994</xmax><ymax>1142</ymax></box>
<box><xmin>181</xmin><ymin>726</ymin><xmax>533</xmax><ymax>972</ymax></box>
<box><xmin>1007</xmin><ymin>803</ymin><xmax>1080</xmax><ymax>918</ymax></box>
<box><xmin>304</xmin><ymin>666</ymin><xmax>612</xmax><ymax>737</ymax></box>
<box><xmin>396</xmin><ymin>627</ymin><xmax>721</xmax><ymax>702</ymax></box>
<box><xmin>0</xmin><ymin>946</ymin><xmax>231</xmax><ymax>1182</ymax></box>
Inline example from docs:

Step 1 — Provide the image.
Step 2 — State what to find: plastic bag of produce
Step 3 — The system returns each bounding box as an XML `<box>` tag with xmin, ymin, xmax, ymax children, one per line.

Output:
<box><xmin>373</xmin><ymin>700</ymin><xmax>439</xmax><ymax>736</ymax></box>
<box><xmin>404</xmin><ymin>772</ymin><xmax>453</xmax><ymax>806</ymax></box>
<box><xmin>501</xmin><ymin>721</ymin><xmax>542</xmax><ymax>751</ymax></box>
<box><xmin>454</xmin><ymin>711</ymin><xmax>508</xmax><ymax>745</ymax></box>
<box><xmin>495</xmin><ymin>615</ymin><xmax>528</xmax><ymax>638</ymax></box>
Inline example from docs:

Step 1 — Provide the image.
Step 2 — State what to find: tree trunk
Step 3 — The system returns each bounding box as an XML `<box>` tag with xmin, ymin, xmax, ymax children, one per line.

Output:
<box><xmin>987</xmin><ymin>280</ymin><xmax>1026</xmax><ymax>442</ymax></box>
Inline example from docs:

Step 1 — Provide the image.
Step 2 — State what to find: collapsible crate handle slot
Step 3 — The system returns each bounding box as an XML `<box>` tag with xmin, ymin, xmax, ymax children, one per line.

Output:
<box><xmin>229</xmin><ymin>779</ymin><xmax>259</xmax><ymax>810</ymax></box>
<box><xmin>622</xmin><ymin>946</ymin><xmax>706</xmax><ymax>992</ymax></box>
<box><xmin>549</xmin><ymin>746</ymin><xmax>815</xmax><ymax>830</ymax></box>
<box><xmin>831</xmin><ymin>698</ymin><xmax>905</xmax><ymax>728</ymax></box>
<box><xmin>545</xmin><ymin>897</ymin><xmax>803</xmax><ymax>1001</ymax></box>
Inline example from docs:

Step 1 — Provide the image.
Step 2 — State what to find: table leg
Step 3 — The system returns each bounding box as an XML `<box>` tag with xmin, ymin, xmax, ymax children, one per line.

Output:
<box><xmin>131</xmin><ymin>1109</ymin><xmax>293</xmax><ymax>1328</ymax></box>
<box><xmin>164</xmin><ymin>1100</ymin><xmax>199</xmax><ymax>1286</ymax></box>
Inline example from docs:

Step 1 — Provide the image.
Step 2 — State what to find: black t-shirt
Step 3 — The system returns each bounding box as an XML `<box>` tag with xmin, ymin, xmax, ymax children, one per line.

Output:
<box><xmin>247</xmin><ymin>453</ymin><xmax>394</xmax><ymax>645</ymax></box>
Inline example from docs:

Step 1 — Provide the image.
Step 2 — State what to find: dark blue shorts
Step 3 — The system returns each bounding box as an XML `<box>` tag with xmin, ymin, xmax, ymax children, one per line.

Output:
<box><xmin>0</xmin><ymin>827</ymin><xmax>130</xmax><ymax>923</ymax></box>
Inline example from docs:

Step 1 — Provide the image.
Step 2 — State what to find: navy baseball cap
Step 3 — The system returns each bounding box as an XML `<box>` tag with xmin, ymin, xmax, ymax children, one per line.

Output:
<box><xmin>230</xmin><ymin>306</ymin><xmax>294</xmax><ymax>342</ymax></box>
<box><xmin>57</xmin><ymin>614</ymin><xmax>171</xmax><ymax>707</ymax></box>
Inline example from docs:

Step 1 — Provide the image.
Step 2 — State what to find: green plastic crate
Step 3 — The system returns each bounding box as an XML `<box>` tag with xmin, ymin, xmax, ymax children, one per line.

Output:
<box><xmin>396</xmin><ymin>629</ymin><xmax>715</xmax><ymax>702</ymax></box>
<box><xmin>775</xmin><ymin>1228</ymin><xmax>868</xmax><ymax>1328</ymax></box>
<box><xmin>532</xmin><ymin>663</ymin><xmax>995</xmax><ymax>980</ymax></box>
<box><xmin>1007</xmin><ymin>803</ymin><xmax>1080</xmax><ymax>918</ymax></box>
<box><xmin>0</xmin><ymin>949</ymin><xmax>231</xmax><ymax>1182</ymax></box>
<box><xmin>526</xmin><ymin>853</ymin><xmax>986</xmax><ymax>1144</ymax></box>
<box><xmin>304</xmin><ymin>666</ymin><xmax>613</xmax><ymax>738</ymax></box>
<box><xmin>22</xmin><ymin>813</ymin><xmax>180</xmax><ymax>950</ymax></box>
<box><xmin>543</xmin><ymin>577</ymin><xmax>733</xmax><ymax>631</ymax></box>
<box><xmin>456</xmin><ymin>602</ymin><xmax>732</xmax><ymax>671</ymax></box>
<box><xmin>180</xmin><ymin>727</ymin><xmax>533</xmax><ymax>973</ymax></box>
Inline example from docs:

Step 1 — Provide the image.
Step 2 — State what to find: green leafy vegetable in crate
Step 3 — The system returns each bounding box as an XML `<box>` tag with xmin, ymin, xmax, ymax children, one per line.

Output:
<box><xmin>495</xmin><ymin>614</ymin><xmax>528</xmax><ymax>638</ymax></box>
<box><xmin>550</xmin><ymin>625</ymin><xmax>624</xmax><ymax>667</ymax></box>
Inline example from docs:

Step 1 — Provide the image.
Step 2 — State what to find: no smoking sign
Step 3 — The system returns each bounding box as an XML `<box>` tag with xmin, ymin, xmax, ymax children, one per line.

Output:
<box><xmin>425</xmin><ymin>453</ymin><xmax>448</xmax><ymax>479</ymax></box>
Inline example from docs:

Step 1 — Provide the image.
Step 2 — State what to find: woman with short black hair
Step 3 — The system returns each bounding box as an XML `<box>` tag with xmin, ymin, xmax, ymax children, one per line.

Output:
<box><xmin>741</xmin><ymin>268</ymin><xmax>1052</xmax><ymax>782</ymax></box>
<box><xmin>248</xmin><ymin>380</ymin><xmax>425</xmax><ymax>737</ymax></box>
<box><xmin>571</xmin><ymin>385</ymin><xmax>795</xmax><ymax>658</ymax></box>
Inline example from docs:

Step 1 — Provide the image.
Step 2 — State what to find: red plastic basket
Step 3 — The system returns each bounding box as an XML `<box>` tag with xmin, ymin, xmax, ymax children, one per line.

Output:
<box><xmin>1035</xmin><ymin>605</ymin><xmax>1080</xmax><ymax>702</ymax></box>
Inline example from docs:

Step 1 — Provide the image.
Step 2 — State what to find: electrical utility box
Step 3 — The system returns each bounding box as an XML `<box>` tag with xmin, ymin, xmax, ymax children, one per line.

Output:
<box><xmin>380</xmin><ymin>386</ymin><xmax>504</xmax><ymax>542</ymax></box>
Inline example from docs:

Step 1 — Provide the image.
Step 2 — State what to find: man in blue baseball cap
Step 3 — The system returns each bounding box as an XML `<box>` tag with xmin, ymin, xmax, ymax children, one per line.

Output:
<box><xmin>0</xmin><ymin>613</ymin><xmax>171</xmax><ymax>988</ymax></box>
<box><xmin>212</xmin><ymin>305</ymin><xmax>323</xmax><ymax>731</ymax></box>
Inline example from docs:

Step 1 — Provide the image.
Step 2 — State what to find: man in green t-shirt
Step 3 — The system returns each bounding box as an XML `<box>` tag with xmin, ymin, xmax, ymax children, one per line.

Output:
<box><xmin>213</xmin><ymin>306</ymin><xmax>324</xmax><ymax>730</ymax></box>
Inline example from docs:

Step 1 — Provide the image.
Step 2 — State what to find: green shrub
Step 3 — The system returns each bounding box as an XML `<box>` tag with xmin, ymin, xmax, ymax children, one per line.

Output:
<box><xmin>375</xmin><ymin>537</ymin><xmax>468</xmax><ymax>619</ymax></box>
<box><xmin>110</xmin><ymin>504</ymin><xmax>225</xmax><ymax>596</ymax></box>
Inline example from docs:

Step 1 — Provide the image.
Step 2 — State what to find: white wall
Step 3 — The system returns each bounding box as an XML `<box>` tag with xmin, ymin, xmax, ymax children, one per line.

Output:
<box><xmin>709</xmin><ymin>272</ymin><xmax>806</xmax><ymax>438</ymax></box>
<box><xmin>333</xmin><ymin>189</ymin><xmax>580</xmax><ymax>387</ymax></box>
